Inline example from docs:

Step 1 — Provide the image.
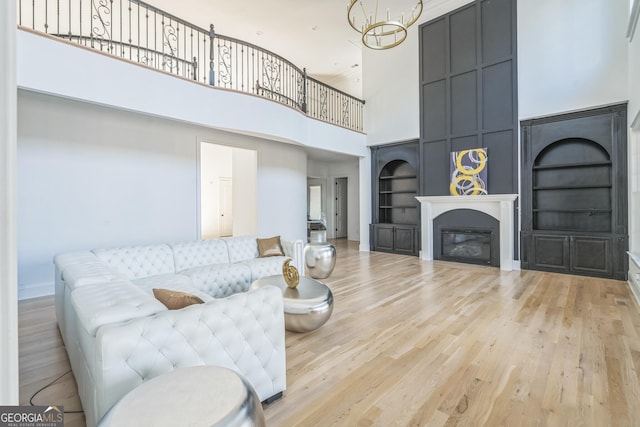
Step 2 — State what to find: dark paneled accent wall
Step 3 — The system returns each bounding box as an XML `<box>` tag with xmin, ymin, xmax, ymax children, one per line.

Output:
<box><xmin>419</xmin><ymin>0</ymin><xmax>517</xmax><ymax>195</ymax></box>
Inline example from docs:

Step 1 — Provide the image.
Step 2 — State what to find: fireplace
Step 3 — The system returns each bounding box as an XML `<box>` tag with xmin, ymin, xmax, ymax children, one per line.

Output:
<box><xmin>440</xmin><ymin>229</ymin><xmax>493</xmax><ymax>266</ymax></box>
<box><xmin>433</xmin><ymin>208</ymin><xmax>500</xmax><ymax>267</ymax></box>
<box><xmin>415</xmin><ymin>194</ymin><xmax>518</xmax><ymax>271</ymax></box>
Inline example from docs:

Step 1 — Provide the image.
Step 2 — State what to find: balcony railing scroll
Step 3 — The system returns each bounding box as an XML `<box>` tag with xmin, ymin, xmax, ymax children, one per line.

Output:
<box><xmin>17</xmin><ymin>0</ymin><xmax>365</xmax><ymax>132</ymax></box>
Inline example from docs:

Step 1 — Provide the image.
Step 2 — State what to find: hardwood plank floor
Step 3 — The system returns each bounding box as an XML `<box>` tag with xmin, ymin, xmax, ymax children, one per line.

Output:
<box><xmin>18</xmin><ymin>240</ymin><xmax>640</xmax><ymax>426</ymax></box>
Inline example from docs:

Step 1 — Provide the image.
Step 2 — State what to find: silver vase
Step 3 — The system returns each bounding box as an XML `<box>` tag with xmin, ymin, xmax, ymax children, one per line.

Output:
<box><xmin>304</xmin><ymin>243</ymin><xmax>336</xmax><ymax>279</ymax></box>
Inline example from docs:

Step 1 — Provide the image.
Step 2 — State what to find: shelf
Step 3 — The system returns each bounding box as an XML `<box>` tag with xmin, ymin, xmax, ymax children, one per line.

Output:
<box><xmin>533</xmin><ymin>209</ymin><xmax>612</xmax><ymax>213</ymax></box>
<box><xmin>379</xmin><ymin>190</ymin><xmax>417</xmax><ymax>194</ymax></box>
<box><xmin>533</xmin><ymin>160</ymin><xmax>611</xmax><ymax>171</ymax></box>
<box><xmin>533</xmin><ymin>184</ymin><xmax>612</xmax><ymax>190</ymax></box>
<box><xmin>379</xmin><ymin>175</ymin><xmax>417</xmax><ymax>180</ymax></box>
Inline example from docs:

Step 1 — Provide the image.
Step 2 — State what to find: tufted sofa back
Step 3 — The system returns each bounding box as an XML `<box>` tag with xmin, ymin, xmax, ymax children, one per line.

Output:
<box><xmin>224</xmin><ymin>236</ymin><xmax>260</xmax><ymax>263</ymax></box>
<box><xmin>170</xmin><ymin>240</ymin><xmax>230</xmax><ymax>271</ymax></box>
<box><xmin>93</xmin><ymin>244</ymin><xmax>176</xmax><ymax>280</ymax></box>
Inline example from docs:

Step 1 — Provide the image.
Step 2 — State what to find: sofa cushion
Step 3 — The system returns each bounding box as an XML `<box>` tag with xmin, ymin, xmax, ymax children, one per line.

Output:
<box><xmin>71</xmin><ymin>281</ymin><xmax>167</xmax><ymax>337</ymax></box>
<box><xmin>133</xmin><ymin>274</ymin><xmax>213</xmax><ymax>303</ymax></box>
<box><xmin>181</xmin><ymin>263</ymin><xmax>252</xmax><ymax>298</ymax></box>
<box><xmin>239</xmin><ymin>256</ymin><xmax>289</xmax><ymax>282</ymax></box>
<box><xmin>171</xmin><ymin>240</ymin><xmax>230</xmax><ymax>272</ymax></box>
<box><xmin>257</xmin><ymin>236</ymin><xmax>285</xmax><ymax>257</ymax></box>
<box><xmin>54</xmin><ymin>251</ymin><xmax>124</xmax><ymax>290</ymax></box>
<box><xmin>93</xmin><ymin>244</ymin><xmax>176</xmax><ymax>280</ymax></box>
<box><xmin>152</xmin><ymin>288</ymin><xmax>205</xmax><ymax>310</ymax></box>
<box><xmin>224</xmin><ymin>236</ymin><xmax>259</xmax><ymax>263</ymax></box>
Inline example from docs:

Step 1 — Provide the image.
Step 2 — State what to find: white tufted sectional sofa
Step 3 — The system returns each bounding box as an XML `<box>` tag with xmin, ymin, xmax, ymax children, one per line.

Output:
<box><xmin>53</xmin><ymin>236</ymin><xmax>303</xmax><ymax>427</ymax></box>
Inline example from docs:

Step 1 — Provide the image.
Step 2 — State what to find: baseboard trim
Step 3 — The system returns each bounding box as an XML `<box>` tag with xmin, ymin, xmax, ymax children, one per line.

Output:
<box><xmin>19</xmin><ymin>281</ymin><xmax>54</xmax><ymax>300</ymax></box>
<box><xmin>628</xmin><ymin>252</ymin><xmax>640</xmax><ymax>309</ymax></box>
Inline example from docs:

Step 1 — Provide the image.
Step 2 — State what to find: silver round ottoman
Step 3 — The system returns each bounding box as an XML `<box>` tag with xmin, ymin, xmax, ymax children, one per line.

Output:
<box><xmin>98</xmin><ymin>366</ymin><xmax>265</xmax><ymax>427</ymax></box>
<box><xmin>250</xmin><ymin>275</ymin><xmax>333</xmax><ymax>333</ymax></box>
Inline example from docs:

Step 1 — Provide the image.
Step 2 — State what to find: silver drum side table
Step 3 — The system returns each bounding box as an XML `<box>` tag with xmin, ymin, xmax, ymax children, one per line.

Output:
<box><xmin>304</xmin><ymin>242</ymin><xmax>336</xmax><ymax>279</ymax></box>
<box><xmin>250</xmin><ymin>275</ymin><xmax>333</xmax><ymax>332</ymax></box>
<box><xmin>98</xmin><ymin>366</ymin><xmax>265</xmax><ymax>427</ymax></box>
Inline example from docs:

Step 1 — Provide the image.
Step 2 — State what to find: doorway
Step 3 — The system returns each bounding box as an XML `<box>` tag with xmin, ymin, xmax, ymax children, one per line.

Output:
<box><xmin>199</xmin><ymin>142</ymin><xmax>257</xmax><ymax>239</ymax></box>
<box><xmin>335</xmin><ymin>177</ymin><xmax>348</xmax><ymax>239</ymax></box>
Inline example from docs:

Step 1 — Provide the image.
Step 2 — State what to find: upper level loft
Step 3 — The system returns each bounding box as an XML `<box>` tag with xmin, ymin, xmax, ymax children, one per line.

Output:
<box><xmin>17</xmin><ymin>0</ymin><xmax>365</xmax><ymax>133</ymax></box>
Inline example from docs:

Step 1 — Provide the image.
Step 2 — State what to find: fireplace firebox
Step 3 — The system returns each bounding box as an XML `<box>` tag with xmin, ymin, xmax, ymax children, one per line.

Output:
<box><xmin>441</xmin><ymin>229</ymin><xmax>493</xmax><ymax>266</ymax></box>
<box><xmin>432</xmin><ymin>208</ymin><xmax>501</xmax><ymax>267</ymax></box>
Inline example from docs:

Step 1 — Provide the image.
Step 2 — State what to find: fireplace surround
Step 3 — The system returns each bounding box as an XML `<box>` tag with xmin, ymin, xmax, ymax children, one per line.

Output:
<box><xmin>416</xmin><ymin>195</ymin><xmax>518</xmax><ymax>271</ymax></box>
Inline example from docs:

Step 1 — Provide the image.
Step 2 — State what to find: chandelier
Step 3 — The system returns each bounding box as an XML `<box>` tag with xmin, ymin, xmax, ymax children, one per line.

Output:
<box><xmin>348</xmin><ymin>0</ymin><xmax>424</xmax><ymax>50</ymax></box>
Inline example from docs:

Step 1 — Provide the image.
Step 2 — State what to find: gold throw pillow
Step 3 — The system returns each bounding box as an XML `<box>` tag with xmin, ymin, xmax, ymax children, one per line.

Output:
<box><xmin>152</xmin><ymin>288</ymin><xmax>204</xmax><ymax>310</ymax></box>
<box><xmin>257</xmin><ymin>236</ymin><xmax>285</xmax><ymax>257</ymax></box>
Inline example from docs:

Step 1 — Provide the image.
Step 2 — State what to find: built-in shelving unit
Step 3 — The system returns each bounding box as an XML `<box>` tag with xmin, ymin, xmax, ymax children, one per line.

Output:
<box><xmin>370</xmin><ymin>142</ymin><xmax>420</xmax><ymax>256</ymax></box>
<box><xmin>520</xmin><ymin>105</ymin><xmax>628</xmax><ymax>280</ymax></box>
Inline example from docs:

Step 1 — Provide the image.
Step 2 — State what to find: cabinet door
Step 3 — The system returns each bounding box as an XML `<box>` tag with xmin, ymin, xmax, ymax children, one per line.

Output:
<box><xmin>570</xmin><ymin>236</ymin><xmax>612</xmax><ymax>276</ymax></box>
<box><xmin>394</xmin><ymin>226</ymin><xmax>418</xmax><ymax>256</ymax></box>
<box><xmin>530</xmin><ymin>234</ymin><xmax>570</xmax><ymax>273</ymax></box>
<box><xmin>373</xmin><ymin>225</ymin><xmax>395</xmax><ymax>252</ymax></box>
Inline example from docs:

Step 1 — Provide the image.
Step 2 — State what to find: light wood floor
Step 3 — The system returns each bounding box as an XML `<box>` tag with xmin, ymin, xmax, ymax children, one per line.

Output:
<box><xmin>19</xmin><ymin>240</ymin><xmax>640</xmax><ymax>426</ymax></box>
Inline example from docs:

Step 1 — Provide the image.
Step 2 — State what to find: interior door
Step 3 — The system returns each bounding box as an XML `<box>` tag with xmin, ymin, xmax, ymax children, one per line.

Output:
<box><xmin>335</xmin><ymin>178</ymin><xmax>348</xmax><ymax>239</ymax></box>
<box><xmin>219</xmin><ymin>178</ymin><xmax>233</xmax><ymax>237</ymax></box>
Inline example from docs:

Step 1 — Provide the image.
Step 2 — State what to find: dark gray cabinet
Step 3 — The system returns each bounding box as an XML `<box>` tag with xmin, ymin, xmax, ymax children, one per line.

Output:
<box><xmin>370</xmin><ymin>141</ymin><xmax>419</xmax><ymax>256</ymax></box>
<box><xmin>521</xmin><ymin>104</ymin><xmax>628</xmax><ymax>280</ymax></box>
<box><xmin>371</xmin><ymin>224</ymin><xmax>419</xmax><ymax>256</ymax></box>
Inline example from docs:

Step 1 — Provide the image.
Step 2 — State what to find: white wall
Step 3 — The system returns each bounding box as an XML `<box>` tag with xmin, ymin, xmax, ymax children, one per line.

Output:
<box><xmin>627</xmin><ymin>1</ymin><xmax>640</xmax><ymax>300</ymax></box>
<box><xmin>629</xmin><ymin>2</ymin><xmax>640</xmax><ymax>122</ymax></box>
<box><xmin>0</xmin><ymin>0</ymin><xmax>19</xmax><ymax>405</ymax></box>
<box><xmin>17</xmin><ymin>30</ymin><xmax>368</xmax><ymax>158</ymax></box>
<box><xmin>518</xmin><ymin>0</ymin><xmax>629</xmax><ymax>120</ymax></box>
<box><xmin>200</xmin><ymin>143</ymin><xmax>232</xmax><ymax>239</ymax></box>
<box><xmin>232</xmin><ymin>147</ymin><xmax>258</xmax><ymax>236</ymax></box>
<box><xmin>362</xmin><ymin>0</ymin><xmax>630</xmax><ymax>142</ymax></box>
<box><xmin>17</xmin><ymin>90</ymin><xmax>307</xmax><ymax>298</ymax></box>
<box><xmin>307</xmin><ymin>158</ymin><xmax>360</xmax><ymax>241</ymax></box>
<box><xmin>257</xmin><ymin>143</ymin><xmax>307</xmax><ymax>240</ymax></box>
<box><xmin>362</xmin><ymin>0</ymin><xmax>473</xmax><ymax>145</ymax></box>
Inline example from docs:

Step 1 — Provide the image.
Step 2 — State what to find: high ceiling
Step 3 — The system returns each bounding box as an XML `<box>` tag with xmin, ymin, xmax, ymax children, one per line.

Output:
<box><xmin>151</xmin><ymin>0</ymin><xmax>365</xmax><ymax>98</ymax></box>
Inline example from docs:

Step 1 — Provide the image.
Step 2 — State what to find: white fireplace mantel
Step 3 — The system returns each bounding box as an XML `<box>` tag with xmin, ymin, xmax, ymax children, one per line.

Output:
<box><xmin>416</xmin><ymin>194</ymin><xmax>519</xmax><ymax>271</ymax></box>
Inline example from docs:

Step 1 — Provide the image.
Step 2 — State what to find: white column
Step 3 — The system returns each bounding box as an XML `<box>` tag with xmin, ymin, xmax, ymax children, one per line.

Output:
<box><xmin>499</xmin><ymin>200</ymin><xmax>515</xmax><ymax>272</ymax></box>
<box><xmin>358</xmin><ymin>154</ymin><xmax>371</xmax><ymax>252</ymax></box>
<box><xmin>420</xmin><ymin>200</ymin><xmax>433</xmax><ymax>260</ymax></box>
<box><xmin>0</xmin><ymin>0</ymin><xmax>19</xmax><ymax>405</ymax></box>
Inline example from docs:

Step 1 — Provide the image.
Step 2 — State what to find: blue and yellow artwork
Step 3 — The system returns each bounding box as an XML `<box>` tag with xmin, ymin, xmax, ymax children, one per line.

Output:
<box><xmin>449</xmin><ymin>148</ymin><xmax>488</xmax><ymax>196</ymax></box>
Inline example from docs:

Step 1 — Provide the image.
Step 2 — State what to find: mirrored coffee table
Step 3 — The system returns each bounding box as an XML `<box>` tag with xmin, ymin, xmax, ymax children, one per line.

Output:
<box><xmin>250</xmin><ymin>275</ymin><xmax>333</xmax><ymax>333</ymax></box>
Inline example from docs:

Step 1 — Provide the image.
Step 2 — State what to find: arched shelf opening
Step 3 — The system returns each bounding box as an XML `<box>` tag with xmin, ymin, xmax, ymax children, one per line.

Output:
<box><xmin>532</xmin><ymin>138</ymin><xmax>612</xmax><ymax>232</ymax></box>
<box><xmin>378</xmin><ymin>160</ymin><xmax>418</xmax><ymax>224</ymax></box>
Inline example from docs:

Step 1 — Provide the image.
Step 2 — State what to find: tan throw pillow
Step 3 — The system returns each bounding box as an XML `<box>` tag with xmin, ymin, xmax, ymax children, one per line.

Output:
<box><xmin>152</xmin><ymin>288</ymin><xmax>204</xmax><ymax>310</ymax></box>
<box><xmin>257</xmin><ymin>236</ymin><xmax>284</xmax><ymax>257</ymax></box>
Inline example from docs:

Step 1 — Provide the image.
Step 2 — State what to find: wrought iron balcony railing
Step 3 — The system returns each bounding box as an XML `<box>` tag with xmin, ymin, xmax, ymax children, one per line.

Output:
<box><xmin>18</xmin><ymin>0</ymin><xmax>365</xmax><ymax>132</ymax></box>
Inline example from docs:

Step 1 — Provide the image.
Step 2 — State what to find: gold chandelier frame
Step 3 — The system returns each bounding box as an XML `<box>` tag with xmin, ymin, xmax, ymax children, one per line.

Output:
<box><xmin>347</xmin><ymin>0</ymin><xmax>423</xmax><ymax>50</ymax></box>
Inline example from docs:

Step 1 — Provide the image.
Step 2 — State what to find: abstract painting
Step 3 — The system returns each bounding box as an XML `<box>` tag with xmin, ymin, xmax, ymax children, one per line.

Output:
<box><xmin>449</xmin><ymin>148</ymin><xmax>488</xmax><ymax>196</ymax></box>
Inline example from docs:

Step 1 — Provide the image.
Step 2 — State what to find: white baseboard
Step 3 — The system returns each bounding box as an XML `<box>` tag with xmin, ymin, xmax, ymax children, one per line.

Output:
<box><xmin>628</xmin><ymin>252</ymin><xmax>640</xmax><ymax>308</ymax></box>
<box><xmin>511</xmin><ymin>260</ymin><xmax>521</xmax><ymax>271</ymax></box>
<box><xmin>18</xmin><ymin>281</ymin><xmax>54</xmax><ymax>300</ymax></box>
<box><xmin>359</xmin><ymin>243</ymin><xmax>370</xmax><ymax>252</ymax></box>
